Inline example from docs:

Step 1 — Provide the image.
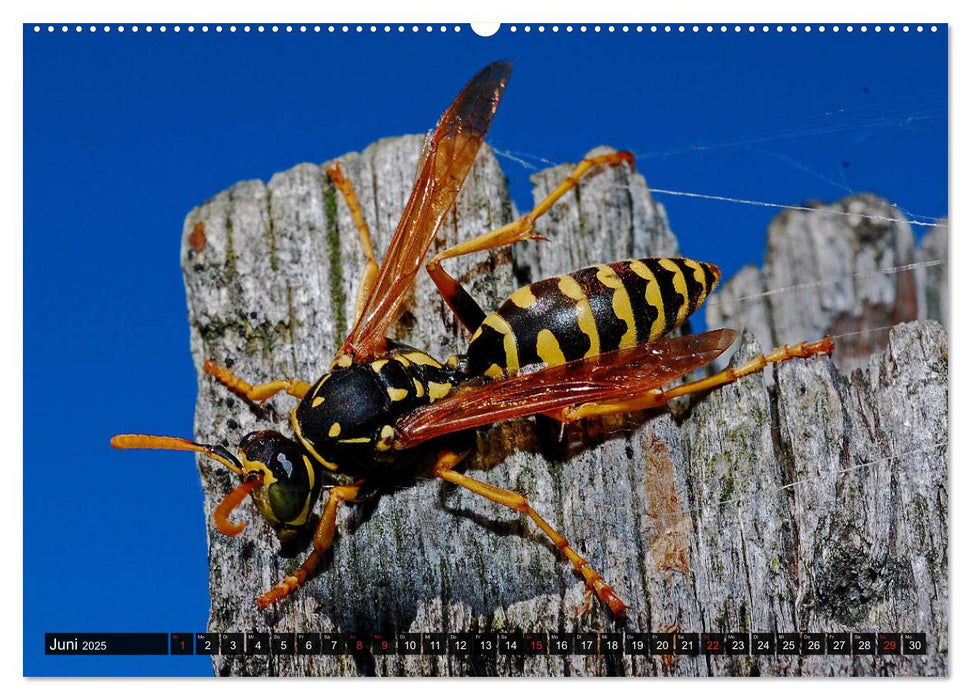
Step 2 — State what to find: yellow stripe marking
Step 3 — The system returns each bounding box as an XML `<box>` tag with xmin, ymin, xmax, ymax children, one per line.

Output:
<box><xmin>413</xmin><ymin>378</ymin><xmax>425</xmax><ymax>398</ymax></box>
<box><xmin>287</xmin><ymin>455</ymin><xmax>318</xmax><ymax>527</ymax></box>
<box><xmin>387</xmin><ymin>387</ymin><xmax>409</xmax><ymax>402</ymax></box>
<box><xmin>339</xmin><ymin>437</ymin><xmax>372</xmax><ymax>444</ymax></box>
<box><xmin>658</xmin><ymin>258</ymin><xmax>690</xmax><ymax>326</ymax></box>
<box><xmin>311</xmin><ymin>374</ymin><xmax>331</xmax><ymax>396</ymax></box>
<box><xmin>285</xmin><ymin>455</ymin><xmax>314</xmax><ymax>527</ymax></box>
<box><xmin>371</xmin><ymin>359</ymin><xmax>389</xmax><ymax>372</ymax></box>
<box><xmin>328</xmin><ymin>423</ymin><xmax>341</xmax><ymax>438</ymax></box>
<box><xmin>536</xmin><ymin>328</ymin><xmax>566</xmax><ymax>366</ymax></box>
<box><xmin>334</xmin><ymin>354</ymin><xmax>352</xmax><ymax>368</ymax></box>
<box><xmin>681</xmin><ymin>258</ymin><xmax>711</xmax><ymax>314</ymax></box>
<box><xmin>403</xmin><ymin>351</ymin><xmax>443</xmax><ymax>368</ymax></box>
<box><xmin>628</xmin><ymin>259</ymin><xmax>653</xmax><ymax>281</ymax></box>
<box><xmin>394</xmin><ymin>355</ymin><xmax>411</xmax><ymax>367</ymax></box>
<box><xmin>628</xmin><ymin>260</ymin><xmax>666</xmax><ymax>341</ymax></box>
<box><xmin>684</xmin><ymin>258</ymin><xmax>708</xmax><ymax>289</ymax></box>
<box><xmin>428</xmin><ymin>381</ymin><xmax>453</xmax><ymax>401</ymax></box>
<box><xmin>556</xmin><ymin>274</ymin><xmax>585</xmax><ymax>301</ymax></box>
<box><xmin>243</xmin><ymin>462</ymin><xmax>278</xmax><ymax>486</ymax></box>
<box><xmin>290</xmin><ymin>407</ymin><xmax>339</xmax><ymax>471</ymax></box>
<box><xmin>483</xmin><ymin>313</ymin><xmax>519</xmax><ymax>374</ymax></box>
<box><xmin>312</xmin><ymin>396</ymin><xmax>325</xmax><ymax>408</ymax></box>
<box><xmin>556</xmin><ymin>275</ymin><xmax>600</xmax><ymax>357</ymax></box>
<box><xmin>485</xmin><ymin>363</ymin><xmax>504</xmax><ymax>380</ymax></box>
<box><xmin>245</xmin><ymin>465</ymin><xmax>280</xmax><ymax>526</ymax></box>
<box><xmin>596</xmin><ymin>265</ymin><xmax>636</xmax><ymax>348</ymax></box>
<box><xmin>376</xmin><ymin>425</ymin><xmax>395</xmax><ymax>452</ymax></box>
<box><xmin>509</xmin><ymin>285</ymin><xmax>537</xmax><ymax>309</ymax></box>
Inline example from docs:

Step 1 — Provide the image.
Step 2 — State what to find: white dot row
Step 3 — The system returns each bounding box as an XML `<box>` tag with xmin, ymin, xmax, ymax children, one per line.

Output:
<box><xmin>31</xmin><ymin>25</ymin><xmax>465</xmax><ymax>34</ymax></box>
<box><xmin>31</xmin><ymin>24</ymin><xmax>939</xmax><ymax>35</ymax></box>
<box><xmin>508</xmin><ymin>24</ymin><xmax>937</xmax><ymax>34</ymax></box>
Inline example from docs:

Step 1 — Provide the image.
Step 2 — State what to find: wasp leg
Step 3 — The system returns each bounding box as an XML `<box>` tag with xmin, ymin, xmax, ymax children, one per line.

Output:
<box><xmin>426</xmin><ymin>151</ymin><xmax>636</xmax><ymax>332</ymax></box>
<box><xmin>550</xmin><ymin>337</ymin><xmax>834</xmax><ymax>422</ymax></box>
<box><xmin>326</xmin><ymin>162</ymin><xmax>380</xmax><ymax>324</ymax></box>
<box><xmin>433</xmin><ymin>449</ymin><xmax>628</xmax><ymax>617</ymax></box>
<box><xmin>203</xmin><ymin>360</ymin><xmax>311</xmax><ymax>403</ymax></box>
<box><xmin>257</xmin><ymin>481</ymin><xmax>364</xmax><ymax>608</ymax></box>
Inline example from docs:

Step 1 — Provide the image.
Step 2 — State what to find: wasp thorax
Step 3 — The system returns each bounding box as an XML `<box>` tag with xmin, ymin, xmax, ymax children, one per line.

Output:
<box><xmin>303</xmin><ymin>368</ymin><xmax>388</xmax><ymax>436</ymax></box>
<box><xmin>292</xmin><ymin>364</ymin><xmax>401</xmax><ymax>471</ymax></box>
<box><xmin>238</xmin><ymin>430</ymin><xmax>318</xmax><ymax>538</ymax></box>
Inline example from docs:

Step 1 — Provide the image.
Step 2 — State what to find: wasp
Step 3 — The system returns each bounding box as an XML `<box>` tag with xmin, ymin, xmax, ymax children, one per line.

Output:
<box><xmin>112</xmin><ymin>61</ymin><xmax>833</xmax><ymax>617</ymax></box>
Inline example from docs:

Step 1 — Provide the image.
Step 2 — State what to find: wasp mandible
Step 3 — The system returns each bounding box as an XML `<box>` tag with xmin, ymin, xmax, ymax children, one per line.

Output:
<box><xmin>113</xmin><ymin>61</ymin><xmax>833</xmax><ymax>617</ymax></box>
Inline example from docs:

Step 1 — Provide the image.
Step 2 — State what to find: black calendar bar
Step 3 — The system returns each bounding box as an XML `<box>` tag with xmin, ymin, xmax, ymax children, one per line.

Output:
<box><xmin>46</xmin><ymin>631</ymin><xmax>930</xmax><ymax>656</ymax></box>
<box><xmin>45</xmin><ymin>633</ymin><xmax>169</xmax><ymax>655</ymax></box>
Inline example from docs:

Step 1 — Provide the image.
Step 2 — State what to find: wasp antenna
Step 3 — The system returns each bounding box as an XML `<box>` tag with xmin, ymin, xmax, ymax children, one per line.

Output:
<box><xmin>110</xmin><ymin>433</ymin><xmax>244</xmax><ymax>475</ymax></box>
<box><xmin>213</xmin><ymin>477</ymin><xmax>261</xmax><ymax>537</ymax></box>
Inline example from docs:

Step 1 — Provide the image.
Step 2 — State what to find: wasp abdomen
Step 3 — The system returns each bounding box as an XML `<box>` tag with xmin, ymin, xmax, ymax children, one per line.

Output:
<box><xmin>465</xmin><ymin>257</ymin><xmax>721</xmax><ymax>379</ymax></box>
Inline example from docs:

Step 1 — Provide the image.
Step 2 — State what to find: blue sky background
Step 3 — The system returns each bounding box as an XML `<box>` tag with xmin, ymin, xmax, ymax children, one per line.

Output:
<box><xmin>23</xmin><ymin>23</ymin><xmax>947</xmax><ymax>676</ymax></box>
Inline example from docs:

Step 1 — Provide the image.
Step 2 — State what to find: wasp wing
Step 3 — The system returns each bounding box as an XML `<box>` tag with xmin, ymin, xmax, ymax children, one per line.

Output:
<box><xmin>394</xmin><ymin>329</ymin><xmax>737</xmax><ymax>449</ymax></box>
<box><xmin>340</xmin><ymin>61</ymin><xmax>512</xmax><ymax>361</ymax></box>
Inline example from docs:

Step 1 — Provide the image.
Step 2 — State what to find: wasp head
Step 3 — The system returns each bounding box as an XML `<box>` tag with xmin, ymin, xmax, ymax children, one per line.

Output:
<box><xmin>111</xmin><ymin>430</ymin><xmax>324</xmax><ymax>543</ymax></box>
<box><xmin>236</xmin><ymin>430</ymin><xmax>322</xmax><ymax>541</ymax></box>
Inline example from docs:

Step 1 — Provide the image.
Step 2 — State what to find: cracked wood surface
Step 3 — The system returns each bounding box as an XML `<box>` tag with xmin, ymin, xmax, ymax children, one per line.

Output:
<box><xmin>180</xmin><ymin>136</ymin><xmax>947</xmax><ymax>676</ymax></box>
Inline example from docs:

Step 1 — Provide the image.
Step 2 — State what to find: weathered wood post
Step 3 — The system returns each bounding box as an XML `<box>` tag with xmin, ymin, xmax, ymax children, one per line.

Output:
<box><xmin>181</xmin><ymin>137</ymin><xmax>947</xmax><ymax>676</ymax></box>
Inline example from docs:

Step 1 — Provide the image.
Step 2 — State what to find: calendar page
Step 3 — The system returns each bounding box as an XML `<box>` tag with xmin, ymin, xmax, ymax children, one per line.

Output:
<box><xmin>22</xmin><ymin>15</ymin><xmax>948</xmax><ymax>679</ymax></box>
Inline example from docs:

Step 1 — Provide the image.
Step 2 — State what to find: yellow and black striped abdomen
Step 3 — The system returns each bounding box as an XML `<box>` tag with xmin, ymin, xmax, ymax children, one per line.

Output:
<box><xmin>465</xmin><ymin>257</ymin><xmax>721</xmax><ymax>379</ymax></box>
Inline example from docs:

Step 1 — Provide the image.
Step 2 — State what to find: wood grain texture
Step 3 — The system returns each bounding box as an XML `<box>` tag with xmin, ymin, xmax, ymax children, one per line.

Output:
<box><xmin>705</xmin><ymin>195</ymin><xmax>948</xmax><ymax>375</ymax></box>
<box><xmin>180</xmin><ymin>138</ymin><xmax>947</xmax><ymax>676</ymax></box>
